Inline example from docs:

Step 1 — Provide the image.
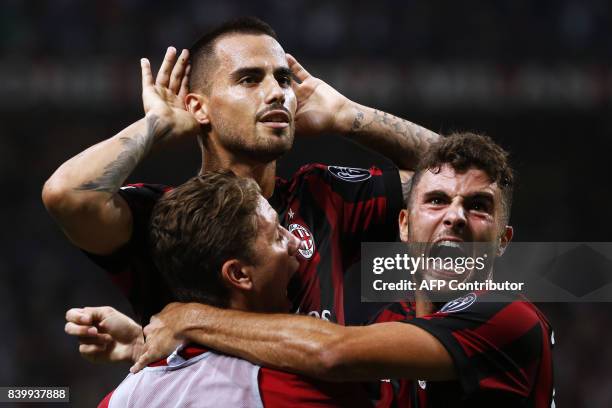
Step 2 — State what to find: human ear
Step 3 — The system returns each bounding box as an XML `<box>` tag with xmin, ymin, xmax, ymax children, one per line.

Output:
<box><xmin>497</xmin><ymin>225</ymin><xmax>514</xmax><ymax>256</ymax></box>
<box><xmin>186</xmin><ymin>93</ymin><xmax>210</xmax><ymax>125</ymax></box>
<box><xmin>399</xmin><ymin>209</ymin><xmax>409</xmax><ymax>242</ymax></box>
<box><xmin>220</xmin><ymin>259</ymin><xmax>253</xmax><ymax>291</ymax></box>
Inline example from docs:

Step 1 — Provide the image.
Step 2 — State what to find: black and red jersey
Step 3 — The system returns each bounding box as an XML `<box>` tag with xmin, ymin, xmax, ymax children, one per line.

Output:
<box><xmin>374</xmin><ymin>292</ymin><xmax>554</xmax><ymax>408</ymax></box>
<box><xmin>85</xmin><ymin>164</ymin><xmax>402</xmax><ymax>324</ymax></box>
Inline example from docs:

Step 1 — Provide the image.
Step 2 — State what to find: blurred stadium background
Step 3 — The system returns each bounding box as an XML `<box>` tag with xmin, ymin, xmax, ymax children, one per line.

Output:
<box><xmin>1</xmin><ymin>0</ymin><xmax>611</xmax><ymax>406</ymax></box>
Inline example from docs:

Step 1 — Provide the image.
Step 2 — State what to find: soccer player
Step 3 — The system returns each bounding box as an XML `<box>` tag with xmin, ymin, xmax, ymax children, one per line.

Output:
<box><xmin>45</xmin><ymin>17</ymin><xmax>439</xmax><ymax>331</ymax></box>
<box><xmin>125</xmin><ymin>133</ymin><xmax>554</xmax><ymax>407</ymax></box>
<box><xmin>96</xmin><ymin>171</ymin><xmax>373</xmax><ymax>407</ymax></box>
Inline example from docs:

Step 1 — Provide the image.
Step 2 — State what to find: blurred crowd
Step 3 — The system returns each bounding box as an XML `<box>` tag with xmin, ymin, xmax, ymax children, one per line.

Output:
<box><xmin>2</xmin><ymin>0</ymin><xmax>612</xmax><ymax>61</ymax></box>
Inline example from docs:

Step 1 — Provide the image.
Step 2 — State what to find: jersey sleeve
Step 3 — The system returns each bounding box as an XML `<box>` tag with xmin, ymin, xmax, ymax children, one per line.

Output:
<box><xmin>296</xmin><ymin>164</ymin><xmax>403</xmax><ymax>243</ymax></box>
<box><xmin>370</xmin><ymin>301</ymin><xmax>416</xmax><ymax>324</ymax></box>
<box><xmin>97</xmin><ymin>390</ymin><xmax>114</xmax><ymax>408</ymax></box>
<box><xmin>82</xmin><ymin>183</ymin><xmax>172</xmax><ymax>322</ymax></box>
<box><xmin>258</xmin><ymin>367</ymin><xmax>373</xmax><ymax>408</ymax></box>
<box><xmin>405</xmin><ymin>295</ymin><xmax>550</xmax><ymax>401</ymax></box>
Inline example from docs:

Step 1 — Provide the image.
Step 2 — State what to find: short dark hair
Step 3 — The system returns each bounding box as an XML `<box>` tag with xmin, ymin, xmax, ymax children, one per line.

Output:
<box><xmin>149</xmin><ymin>170</ymin><xmax>261</xmax><ymax>307</ymax></box>
<box><xmin>189</xmin><ymin>16</ymin><xmax>278</xmax><ymax>93</ymax></box>
<box><xmin>407</xmin><ymin>132</ymin><xmax>515</xmax><ymax>223</ymax></box>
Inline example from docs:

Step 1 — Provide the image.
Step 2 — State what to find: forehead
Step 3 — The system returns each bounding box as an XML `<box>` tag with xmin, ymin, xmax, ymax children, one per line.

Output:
<box><xmin>415</xmin><ymin>164</ymin><xmax>500</xmax><ymax>199</ymax></box>
<box><xmin>214</xmin><ymin>34</ymin><xmax>287</xmax><ymax>73</ymax></box>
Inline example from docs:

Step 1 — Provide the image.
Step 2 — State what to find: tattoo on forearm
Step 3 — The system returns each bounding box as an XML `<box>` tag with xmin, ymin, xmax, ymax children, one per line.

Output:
<box><xmin>350</xmin><ymin>109</ymin><xmax>437</xmax><ymax>152</ymax></box>
<box><xmin>75</xmin><ymin>115</ymin><xmax>171</xmax><ymax>193</ymax></box>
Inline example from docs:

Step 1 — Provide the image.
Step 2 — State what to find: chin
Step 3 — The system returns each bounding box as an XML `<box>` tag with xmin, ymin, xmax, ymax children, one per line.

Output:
<box><xmin>250</xmin><ymin>144</ymin><xmax>293</xmax><ymax>163</ymax></box>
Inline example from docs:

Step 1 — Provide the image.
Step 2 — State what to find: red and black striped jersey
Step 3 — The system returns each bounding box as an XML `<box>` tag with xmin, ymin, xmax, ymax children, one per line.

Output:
<box><xmin>373</xmin><ymin>292</ymin><xmax>554</xmax><ymax>408</ymax></box>
<box><xmin>84</xmin><ymin>164</ymin><xmax>402</xmax><ymax>325</ymax></box>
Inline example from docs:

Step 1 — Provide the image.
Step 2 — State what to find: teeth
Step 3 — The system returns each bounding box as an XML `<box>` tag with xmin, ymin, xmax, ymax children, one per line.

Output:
<box><xmin>262</xmin><ymin>114</ymin><xmax>288</xmax><ymax>122</ymax></box>
<box><xmin>437</xmin><ymin>240</ymin><xmax>461</xmax><ymax>248</ymax></box>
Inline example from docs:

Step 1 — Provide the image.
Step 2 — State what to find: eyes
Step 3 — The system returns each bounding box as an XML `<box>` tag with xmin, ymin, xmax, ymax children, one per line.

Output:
<box><xmin>239</xmin><ymin>76</ymin><xmax>258</xmax><ymax>85</ymax></box>
<box><xmin>426</xmin><ymin>196</ymin><xmax>446</xmax><ymax>206</ymax></box>
<box><xmin>238</xmin><ymin>73</ymin><xmax>292</xmax><ymax>87</ymax></box>
<box><xmin>424</xmin><ymin>195</ymin><xmax>493</xmax><ymax>214</ymax></box>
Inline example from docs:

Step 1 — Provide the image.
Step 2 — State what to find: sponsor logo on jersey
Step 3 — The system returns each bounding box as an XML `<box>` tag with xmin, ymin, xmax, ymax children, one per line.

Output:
<box><xmin>327</xmin><ymin>166</ymin><xmax>372</xmax><ymax>182</ymax></box>
<box><xmin>440</xmin><ymin>292</ymin><xmax>477</xmax><ymax>313</ymax></box>
<box><xmin>289</xmin><ymin>223</ymin><xmax>315</xmax><ymax>259</ymax></box>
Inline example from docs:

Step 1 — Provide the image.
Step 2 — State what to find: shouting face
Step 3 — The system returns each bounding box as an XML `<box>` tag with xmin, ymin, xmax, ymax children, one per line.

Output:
<box><xmin>399</xmin><ymin>164</ymin><xmax>513</xmax><ymax>291</ymax></box>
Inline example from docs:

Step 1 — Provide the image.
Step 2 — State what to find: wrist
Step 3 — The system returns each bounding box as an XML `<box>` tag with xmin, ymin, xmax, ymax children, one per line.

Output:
<box><xmin>334</xmin><ymin>99</ymin><xmax>360</xmax><ymax>134</ymax></box>
<box><xmin>143</xmin><ymin>112</ymin><xmax>175</xmax><ymax>144</ymax></box>
<box><xmin>179</xmin><ymin>302</ymin><xmax>211</xmax><ymax>336</ymax></box>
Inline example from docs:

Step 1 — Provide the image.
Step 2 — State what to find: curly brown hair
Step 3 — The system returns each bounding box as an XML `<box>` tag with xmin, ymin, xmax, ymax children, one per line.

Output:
<box><xmin>408</xmin><ymin>132</ymin><xmax>515</xmax><ymax>223</ymax></box>
<box><xmin>149</xmin><ymin>170</ymin><xmax>261</xmax><ymax>307</ymax></box>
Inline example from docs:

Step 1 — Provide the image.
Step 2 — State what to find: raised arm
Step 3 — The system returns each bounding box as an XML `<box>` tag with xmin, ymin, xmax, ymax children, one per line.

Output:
<box><xmin>288</xmin><ymin>54</ymin><xmax>440</xmax><ymax>172</ymax></box>
<box><xmin>133</xmin><ymin>303</ymin><xmax>454</xmax><ymax>382</ymax></box>
<box><xmin>42</xmin><ymin>47</ymin><xmax>199</xmax><ymax>254</ymax></box>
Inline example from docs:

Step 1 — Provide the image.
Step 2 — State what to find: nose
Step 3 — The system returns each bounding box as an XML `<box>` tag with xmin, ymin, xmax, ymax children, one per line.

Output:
<box><xmin>264</xmin><ymin>76</ymin><xmax>286</xmax><ymax>106</ymax></box>
<box><xmin>442</xmin><ymin>199</ymin><xmax>467</xmax><ymax>232</ymax></box>
<box><xmin>285</xmin><ymin>228</ymin><xmax>300</xmax><ymax>256</ymax></box>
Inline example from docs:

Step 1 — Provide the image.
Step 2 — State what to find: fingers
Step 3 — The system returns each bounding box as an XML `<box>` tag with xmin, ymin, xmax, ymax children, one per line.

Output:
<box><xmin>130</xmin><ymin>348</ymin><xmax>159</xmax><ymax>373</ymax></box>
<box><xmin>141</xmin><ymin>58</ymin><xmax>154</xmax><ymax>90</ymax></box>
<box><xmin>286</xmin><ymin>53</ymin><xmax>309</xmax><ymax>83</ymax></box>
<box><xmin>142</xmin><ymin>318</ymin><xmax>158</xmax><ymax>338</ymax></box>
<box><xmin>67</xmin><ymin>306</ymin><xmax>113</xmax><ymax>325</ymax></box>
<box><xmin>65</xmin><ymin>322</ymin><xmax>113</xmax><ymax>342</ymax></box>
<box><xmin>79</xmin><ymin>343</ymin><xmax>105</xmax><ymax>354</ymax></box>
<box><xmin>65</xmin><ymin>321</ymin><xmax>94</xmax><ymax>337</ymax></box>
<box><xmin>178</xmin><ymin>64</ymin><xmax>191</xmax><ymax>100</ymax></box>
<box><xmin>155</xmin><ymin>46</ymin><xmax>178</xmax><ymax>88</ymax></box>
<box><xmin>169</xmin><ymin>49</ymin><xmax>190</xmax><ymax>94</ymax></box>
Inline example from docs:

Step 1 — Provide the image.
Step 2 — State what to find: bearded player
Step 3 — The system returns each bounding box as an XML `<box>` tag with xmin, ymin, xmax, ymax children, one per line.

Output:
<box><xmin>45</xmin><ymin>17</ymin><xmax>440</xmax><ymax>343</ymax></box>
<box><xmin>125</xmin><ymin>133</ymin><xmax>554</xmax><ymax>407</ymax></box>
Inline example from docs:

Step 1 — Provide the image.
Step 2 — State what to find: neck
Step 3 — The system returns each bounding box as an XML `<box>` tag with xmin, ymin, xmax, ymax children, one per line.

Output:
<box><xmin>228</xmin><ymin>292</ymin><xmax>288</xmax><ymax>314</ymax></box>
<box><xmin>200</xmin><ymin>148</ymin><xmax>277</xmax><ymax>198</ymax></box>
<box><xmin>415</xmin><ymin>290</ymin><xmax>436</xmax><ymax>317</ymax></box>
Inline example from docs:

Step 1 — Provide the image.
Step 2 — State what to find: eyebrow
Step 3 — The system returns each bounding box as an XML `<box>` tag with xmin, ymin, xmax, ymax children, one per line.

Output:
<box><xmin>422</xmin><ymin>190</ymin><xmax>495</xmax><ymax>201</ymax></box>
<box><xmin>230</xmin><ymin>66</ymin><xmax>293</xmax><ymax>81</ymax></box>
<box><xmin>422</xmin><ymin>190</ymin><xmax>449</xmax><ymax>199</ymax></box>
<box><xmin>465</xmin><ymin>192</ymin><xmax>495</xmax><ymax>202</ymax></box>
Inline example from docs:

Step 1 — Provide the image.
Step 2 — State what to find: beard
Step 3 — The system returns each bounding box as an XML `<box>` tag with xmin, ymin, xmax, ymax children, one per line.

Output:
<box><xmin>406</xmin><ymin>226</ymin><xmax>498</xmax><ymax>300</ymax></box>
<box><xmin>213</xmin><ymin>118</ymin><xmax>294</xmax><ymax>164</ymax></box>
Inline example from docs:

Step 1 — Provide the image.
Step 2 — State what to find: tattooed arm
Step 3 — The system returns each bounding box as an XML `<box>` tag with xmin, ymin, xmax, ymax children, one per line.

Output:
<box><xmin>42</xmin><ymin>47</ymin><xmax>199</xmax><ymax>254</ymax></box>
<box><xmin>341</xmin><ymin>105</ymin><xmax>439</xmax><ymax>172</ymax></box>
<box><xmin>288</xmin><ymin>54</ymin><xmax>440</xmax><ymax>178</ymax></box>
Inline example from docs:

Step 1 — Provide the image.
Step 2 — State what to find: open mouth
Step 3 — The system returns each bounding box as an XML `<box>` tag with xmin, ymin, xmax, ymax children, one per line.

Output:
<box><xmin>258</xmin><ymin>110</ymin><xmax>290</xmax><ymax>129</ymax></box>
<box><xmin>429</xmin><ymin>240</ymin><xmax>468</xmax><ymax>260</ymax></box>
<box><xmin>426</xmin><ymin>240</ymin><xmax>472</xmax><ymax>277</ymax></box>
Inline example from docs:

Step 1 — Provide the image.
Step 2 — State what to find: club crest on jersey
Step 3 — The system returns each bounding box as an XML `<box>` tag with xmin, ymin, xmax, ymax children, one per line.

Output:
<box><xmin>440</xmin><ymin>293</ymin><xmax>477</xmax><ymax>313</ymax></box>
<box><xmin>288</xmin><ymin>223</ymin><xmax>315</xmax><ymax>259</ymax></box>
<box><xmin>327</xmin><ymin>166</ymin><xmax>372</xmax><ymax>182</ymax></box>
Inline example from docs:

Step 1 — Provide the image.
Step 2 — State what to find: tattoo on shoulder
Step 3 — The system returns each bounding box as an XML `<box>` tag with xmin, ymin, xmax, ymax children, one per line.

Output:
<box><xmin>75</xmin><ymin>115</ymin><xmax>171</xmax><ymax>194</ymax></box>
